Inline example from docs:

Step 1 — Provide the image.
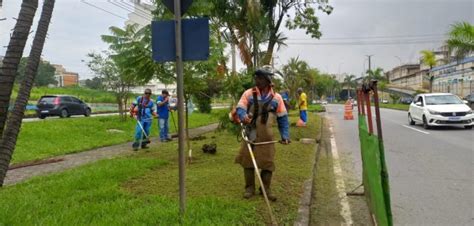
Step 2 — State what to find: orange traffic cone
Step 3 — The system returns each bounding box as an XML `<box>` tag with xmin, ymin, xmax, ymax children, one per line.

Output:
<box><xmin>344</xmin><ymin>100</ymin><xmax>354</xmax><ymax>120</ymax></box>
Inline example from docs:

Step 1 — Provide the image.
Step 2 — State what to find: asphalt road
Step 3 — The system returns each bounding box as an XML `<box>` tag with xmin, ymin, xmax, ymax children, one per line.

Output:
<box><xmin>324</xmin><ymin>104</ymin><xmax>473</xmax><ymax>225</ymax></box>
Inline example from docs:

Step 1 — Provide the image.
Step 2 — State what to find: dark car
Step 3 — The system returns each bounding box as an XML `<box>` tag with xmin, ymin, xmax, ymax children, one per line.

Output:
<box><xmin>465</xmin><ymin>93</ymin><xmax>474</xmax><ymax>109</ymax></box>
<box><xmin>36</xmin><ymin>95</ymin><xmax>91</xmax><ymax>119</ymax></box>
<box><xmin>400</xmin><ymin>96</ymin><xmax>414</xmax><ymax>104</ymax></box>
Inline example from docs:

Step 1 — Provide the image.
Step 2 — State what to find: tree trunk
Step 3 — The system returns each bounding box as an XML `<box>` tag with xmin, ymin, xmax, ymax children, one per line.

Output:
<box><xmin>0</xmin><ymin>0</ymin><xmax>38</xmax><ymax>139</ymax></box>
<box><xmin>124</xmin><ymin>94</ymin><xmax>129</xmax><ymax>121</ymax></box>
<box><xmin>429</xmin><ymin>66</ymin><xmax>433</xmax><ymax>93</ymax></box>
<box><xmin>0</xmin><ymin>0</ymin><xmax>54</xmax><ymax>186</ymax></box>
<box><xmin>262</xmin><ymin>40</ymin><xmax>276</xmax><ymax>66</ymax></box>
<box><xmin>117</xmin><ymin>95</ymin><xmax>124</xmax><ymax>119</ymax></box>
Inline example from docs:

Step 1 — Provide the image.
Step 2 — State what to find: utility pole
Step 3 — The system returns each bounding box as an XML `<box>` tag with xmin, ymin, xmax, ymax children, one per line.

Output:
<box><xmin>366</xmin><ymin>55</ymin><xmax>373</xmax><ymax>72</ymax></box>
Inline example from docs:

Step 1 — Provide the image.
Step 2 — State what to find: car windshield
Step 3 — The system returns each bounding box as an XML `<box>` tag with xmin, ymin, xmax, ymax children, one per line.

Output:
<box><xmin>39</xmin><ymin>97</ymin><xmax>56</xmax><ymax>104</ymax></box>
<box><xmin>425</xmin><ymin>95</ymin><xmax>463</xmax><ymax>105</ymax></box>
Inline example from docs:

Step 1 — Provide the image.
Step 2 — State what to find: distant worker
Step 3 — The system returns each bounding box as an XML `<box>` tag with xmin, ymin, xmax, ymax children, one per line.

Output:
<box><xmin>280</xmin><ymin>89</ymin><xmax>291</xmax><ymax>111</ymax></box>
<box><xmin>156</xmin><ymin>90</ymin><xmax>172</xmax><ymax>142</ymax></box>
<box><xmin>130</xmin><ymin>88</ymin><xmax>156</xmax><ymax>151</ymax></box>
<box><xmin>297</xmin><ymin>87</ymin><xmax>308</xmax><ymax>126</ymax></box>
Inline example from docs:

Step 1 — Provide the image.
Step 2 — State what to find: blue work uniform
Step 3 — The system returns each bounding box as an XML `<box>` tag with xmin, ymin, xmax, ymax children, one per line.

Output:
<box><xmin>156</xmin><ymin>95</ymin><xmax>170</xmax><ymax>141</ymax></box>
<box><xmin>132</xmin><ymin>96</ymin><xmax>155</xmax><ymax>143</ymax></box>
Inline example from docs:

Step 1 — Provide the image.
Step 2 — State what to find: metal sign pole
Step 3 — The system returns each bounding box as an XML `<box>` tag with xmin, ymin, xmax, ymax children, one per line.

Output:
<box><xmin>173</xmin><ymin>0</ymin><xmax>186</xmax><ymax>216</ymax></box>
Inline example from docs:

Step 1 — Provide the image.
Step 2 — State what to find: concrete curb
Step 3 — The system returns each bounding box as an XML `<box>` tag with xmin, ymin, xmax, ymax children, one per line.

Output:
<box><xmin>294</xmin><ymin>117</ymin><xmax>324</xmax><ymax>226</ymax></box>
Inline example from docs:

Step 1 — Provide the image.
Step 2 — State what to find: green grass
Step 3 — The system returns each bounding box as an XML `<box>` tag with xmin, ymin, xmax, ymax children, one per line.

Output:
<box><xmin>13</xmin><ymin>110</ymin><xmax>224</xmax><ymax>164</ymax></box>
<box><xmin>379</xmin><ymin>103</ymin><xmax>409</xmax><ymax>111</ymax></box>
<box><xmin>0</xmin><ymin>157</ymin><xmax>257</xmax><ymax>225</ymax></box>
<box><xmin>11</xmin><ymin>86</ymin><xmax>130</xmax><ymax>103</ymax></box>
<box><xmin>1</xmin><ymin>113</ymin><xmax>321</xmax><ymax>225</ymax></box>
<box><xmin>307</xmin><ymin>104</ymin><xmax>325</xmax><ymax>112</ymax></box>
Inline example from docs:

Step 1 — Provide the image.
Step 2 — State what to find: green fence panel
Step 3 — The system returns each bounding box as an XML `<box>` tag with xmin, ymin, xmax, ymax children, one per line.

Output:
<box><xmin>358</xmin><ymin>115</ymin><xmax>392</xmax><ymax>226</ymax></box>
<box><xmin>378</xmin><ymin>140</ymin><xmax>393</xmax><ymax>225</ymax></box>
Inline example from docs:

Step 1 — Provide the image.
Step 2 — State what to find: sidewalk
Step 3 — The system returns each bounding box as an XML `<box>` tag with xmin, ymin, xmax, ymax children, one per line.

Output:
<box><xmin>5</xmin><ymin>123</ymin><xmax>218</xmax><ymax>186</ymax></box>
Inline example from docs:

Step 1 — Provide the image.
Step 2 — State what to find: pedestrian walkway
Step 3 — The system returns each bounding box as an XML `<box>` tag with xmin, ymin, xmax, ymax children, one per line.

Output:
<box><xmin>5</xmin><ymin>123</ymin><xmax>218</xmax><ymax>186</ymax></box>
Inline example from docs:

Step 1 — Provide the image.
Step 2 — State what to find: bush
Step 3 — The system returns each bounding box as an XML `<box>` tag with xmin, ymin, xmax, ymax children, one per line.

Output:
<box><xmin>195</xmin><ymin>95</ymin><xmax>212</xmax><ymax>113</ymax></box>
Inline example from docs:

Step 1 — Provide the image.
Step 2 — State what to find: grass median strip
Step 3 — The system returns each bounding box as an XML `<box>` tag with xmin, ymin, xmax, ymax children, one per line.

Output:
<box><xmin>379</xmin><ymin>103</ymin><xmax>409</xmax><ymax>111</ymax></box>
<box><xmin>1</xmin><ymin>113</ymin><xmax>320</xmax><ymax>225</ymax></box>
<box><xmin>13</xmin><ymin>110</ymin><xmax>223</xmax><ymax>164</ymax></box>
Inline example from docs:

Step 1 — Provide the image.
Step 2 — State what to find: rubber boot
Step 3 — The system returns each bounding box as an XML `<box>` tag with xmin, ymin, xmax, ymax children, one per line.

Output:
<box><xmin>141</xmin><ymin>138</ymin><xmax>150</xmax><ymax>149</ymax></box>
<box><xmin>243</xmin><ymin>168</ymin><xmax>255</xmax><ymax>199</ymax></box>
<box><xmin>260</xmin><ymin>170</ymin><xmax>277</xmax><ymax>201</ymax></box>
<box><xmin>132</xmin><ymin>141</ymin><xmax>139</xmax><ymax>151</ymax></box>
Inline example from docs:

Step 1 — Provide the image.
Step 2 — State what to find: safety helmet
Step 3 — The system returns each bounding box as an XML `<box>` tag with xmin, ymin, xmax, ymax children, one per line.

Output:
<box><xmin>254</xmin><ymin>67</ymin><xmax>274</xmax><ymax>83</ymax></box>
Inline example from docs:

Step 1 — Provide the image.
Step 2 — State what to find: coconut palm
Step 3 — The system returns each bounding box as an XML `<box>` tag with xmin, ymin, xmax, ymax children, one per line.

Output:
<box><xmin>0</xmin><ymin>0</ymin><xmax>38</xmax><ymax>139</ymax></box>
<box><xmin>0</xmin><ymin>0</ymin><xmax>54</xmax><ymax>186</ymax></box>
<box><xmin>366</xmin><ymin>67</ymin><xmax>386</xmax><ymax>82</ymax></box>
<box><xmin>446</xmin><ymin>22</ymin><xmax>474</xmax><ymax>60</ymax></box>
<box><xmin>343</xmin><ymin>74</ymin><xmax>357</xmax><ymax>99</ymax></box>
<box><xmin>420</xmin><ymin>50</ymin><xmax>437</xmax><ymax>93</ymax></box>
<box><xmin>282</xmin><ymin>57</ymin><xmax>310</xmax><ymax>100</ymax></box>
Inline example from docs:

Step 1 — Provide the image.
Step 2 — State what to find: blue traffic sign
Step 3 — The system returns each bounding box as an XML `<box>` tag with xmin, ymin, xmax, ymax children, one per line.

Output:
<box><xmin>152</xmin><ymin>18</ymin><xmax>210</xmax><ymax>62</ymax></box>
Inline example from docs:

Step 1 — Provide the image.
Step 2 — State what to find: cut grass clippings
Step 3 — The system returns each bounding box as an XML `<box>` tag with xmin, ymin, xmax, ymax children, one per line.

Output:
<box><xmin>12</xmin><ymin>110</ymin><xmax>223</xmax><ymax>164</ymax></box>
<box><xmin>1</xmin><ymin>112</ymin><xmax>321</xmax><ymax>225</ymax></box>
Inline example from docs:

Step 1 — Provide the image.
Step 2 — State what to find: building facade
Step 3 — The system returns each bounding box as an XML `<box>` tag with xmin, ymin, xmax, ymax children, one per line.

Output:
<box><xmin>385</xmin><ymin>64</ymin><xmax>428</xmax><ymax>90</ymax></box>
<box><xmin>431</xmin><ymin>56</ymin><xmax>474</xmax><ymax>97</ymax></box>
<box><xmin>52</xmin><ymin>64</ymin><xmax>79</xmax><ymax>87</ymax></box>
<box><xmin>129</xmin><ymin>79</ymin><xmax>177</xmax><ymax>96</ymax></box>
<box><xmin>125</xmin><ymin>0</ymin><xmax>153</xmax><ymax>29</ymax></box>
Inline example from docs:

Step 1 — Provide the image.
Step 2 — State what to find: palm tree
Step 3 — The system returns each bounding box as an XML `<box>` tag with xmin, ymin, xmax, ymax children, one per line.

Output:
<box><xmin>366</xmin><ymin>67</ymin><xmax>386</xmax><ymax>82</ymax></box>
<box><xmin>446</xmin><ymin>22</ymin><xmax>474</xmax><ymax>60</ymax></box>
<box><xmin>420</xmin><ymin>50</ymin><xmax>437</xmax><ymax>93</ymax></box>
<box><xmin>0</xmin><ymin>0</ymin><xmax>54</xmax><ymax>186</ymax></box>
<box><xmin>343</xmin><ymin>75</ymin><xmax>356</xmax><ymax>99</ymax></box>
<box><xmin>282</xmin><ymin>57</ymin><xmax>310</xmax><ymax>100</ymax></box>
<box><xmin>0</xmin><ymin>0</ymin><xmax>38</xmax><ymax>139</ymax></box>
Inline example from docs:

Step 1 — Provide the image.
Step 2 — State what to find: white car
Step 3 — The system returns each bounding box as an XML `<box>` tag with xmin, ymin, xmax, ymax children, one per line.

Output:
<box><xmin>408</xmin><ymin>93</ymin><xmax>473</xmax><ymax>129</ymax></box>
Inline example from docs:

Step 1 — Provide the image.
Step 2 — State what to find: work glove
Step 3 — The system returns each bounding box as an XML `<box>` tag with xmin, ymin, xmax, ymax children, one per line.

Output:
<box><xmin>241</xmin><ymin>113</ymin><xmax>253</xmax><ymax>125</ymax></box>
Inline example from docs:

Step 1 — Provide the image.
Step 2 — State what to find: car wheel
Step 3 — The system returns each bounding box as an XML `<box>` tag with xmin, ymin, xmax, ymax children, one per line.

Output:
<box><xmin>38</xmin><ymin>114</ymin><xmax>46</xmax><ymax>119</ymax></box>
<box><xmin>84</xmin><ymin>108</ymin><xmax>91</xmax><ymax>117</ymax></box>
<box><xmin>408</xmin><ymin>113</ymin><xmax>415</xmax><ymax>125</ymax></box>
<box><xmin>465</xmin><ymin>126</ymin><xmax>472</xmax><ymax>130</ymax></box>
<box><xmin>60</xmin><ymin>109</ymin><xmax>69</xmax><ymax>118</ymax></box>
<box><xmin>422</xmin><ymin>115</ymin><xmax>430</xmax><ymax>129</ymax></box>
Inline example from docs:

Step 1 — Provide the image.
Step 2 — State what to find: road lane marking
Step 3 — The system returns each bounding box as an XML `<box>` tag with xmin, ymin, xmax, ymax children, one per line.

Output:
<box><xmin>402</xmin><ymin>125</ymin><xmax>430</xmax><ymax>134</ymax></box>
<box><xmin>328</xmin><ymin>124</ymin><xmax>354</xmax><ymax>225</ymax></box>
